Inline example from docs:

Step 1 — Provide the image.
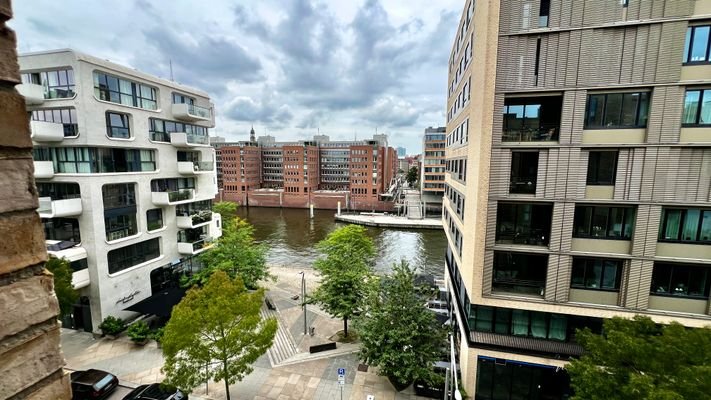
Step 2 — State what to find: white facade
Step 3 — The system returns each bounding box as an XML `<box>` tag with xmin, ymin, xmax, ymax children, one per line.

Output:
<box><xmin>20</xmin><ymin>49</ymin><xmax>221</xmax><ymax>333</ymax></box>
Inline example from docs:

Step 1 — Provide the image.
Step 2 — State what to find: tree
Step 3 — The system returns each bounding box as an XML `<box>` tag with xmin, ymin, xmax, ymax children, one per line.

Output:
<box><xmin>356</xmin><ymin>260</ymin><xmax>447</xmax><ymax>389</ymax></box>
<box><xmin>45</xmin><ymin>256</ymin><xmax>79</xmax><ymax>318</ymax></box>
<box><xmin>213</xmin><ymin>201</ymin><xmax>238</xmax><ymax>229</ymax></box>
<box><xmin>406</xmin><ymin>166</ymin><xmax>418</xmax><ymax>186</ymax></box>
<box><xmin>310</xmin><ymin>224</ymin><xmax>376</xmax><ymax>337</ymax></box>
<box><xmin>185</xmin><ymin>206</ymin><xmax>270</xmax><ymax>289</ymax></box>
<box><xmin>567</xmin><ymin>315</ymin><xmax>711</xmax><ymax>400</ymax></box>
<box><xmin>162</xmin><ymin>271</ymin><xmax>277</xmax><ymax>400</ymax></box>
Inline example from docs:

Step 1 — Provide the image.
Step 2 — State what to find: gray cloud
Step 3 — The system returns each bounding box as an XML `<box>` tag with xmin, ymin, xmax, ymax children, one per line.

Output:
<box><xmin>223</xmin><ymin>91</ymin><xmax>294</xmax><ymax>127</ymax></box>
<box><xmin>361</xmin><ymin>96</ymin><xmax>420</xmax><ymax>128</ymax></box>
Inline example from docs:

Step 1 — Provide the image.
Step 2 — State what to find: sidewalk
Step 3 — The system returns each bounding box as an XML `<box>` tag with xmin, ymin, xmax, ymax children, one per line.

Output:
<box><xmin>61</xmin><ymin>266</ymin><xmax>431</xmax><ymax>399</ymax></box>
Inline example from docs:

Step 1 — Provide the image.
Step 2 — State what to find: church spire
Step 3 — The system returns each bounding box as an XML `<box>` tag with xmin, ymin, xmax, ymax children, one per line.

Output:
<box><xmin>250</xmin><ymin>125</ymin><xmax>256</xmax><ymax>142</ymax></box>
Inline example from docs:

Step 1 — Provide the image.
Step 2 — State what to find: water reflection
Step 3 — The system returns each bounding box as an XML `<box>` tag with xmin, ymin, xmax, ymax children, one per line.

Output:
<box><xmin>236</xmin><ymin>207</ymin><xmax>448</xmax><ymax>278</ymax></box>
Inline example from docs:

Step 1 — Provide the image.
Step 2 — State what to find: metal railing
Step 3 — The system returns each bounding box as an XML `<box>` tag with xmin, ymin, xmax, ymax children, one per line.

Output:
<box><xmin>502</xmin><ymin>126</ymin><xmax>559</xmax><ymax>142</ymax></box>
<box><xmin>187</xmin><ymin>104</ymin><xmax>211</xmax><ymax>119</ymax></box>
<box><xmin>168</xmin><ymin>189</ymin><xmax>194</xmax><ymax>202</ymax></box>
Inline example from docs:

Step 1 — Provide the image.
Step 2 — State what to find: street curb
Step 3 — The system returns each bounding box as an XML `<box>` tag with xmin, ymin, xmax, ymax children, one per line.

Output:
<box><xmin>275</xmin><ymin>344</ymin><xmax>360</xmax><ymax>367</ymax></box>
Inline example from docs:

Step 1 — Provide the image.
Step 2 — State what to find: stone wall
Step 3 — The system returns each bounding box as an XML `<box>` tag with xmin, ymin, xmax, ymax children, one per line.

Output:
<box><xmin>0</xmin><ymin>1</ymin><xmax>72</xmax><ymax>398</ymax></box>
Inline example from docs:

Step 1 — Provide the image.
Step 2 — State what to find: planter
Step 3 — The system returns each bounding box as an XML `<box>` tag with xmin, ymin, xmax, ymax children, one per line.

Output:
<box><xmin>132</xmin><ymin>339</ymin><xmax>149</xmax><ymax>346</ymax></box>
<box><xmin>387</xmin><ymin>375</ymin><xmax>412</xmax><ymax>392</ymax></box>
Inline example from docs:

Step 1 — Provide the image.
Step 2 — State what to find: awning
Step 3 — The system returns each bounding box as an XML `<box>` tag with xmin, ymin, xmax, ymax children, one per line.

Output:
<box><xmin>124</xmin><ymin>287</ymin><xmax>186</xmax><ymax>317</ymax></box>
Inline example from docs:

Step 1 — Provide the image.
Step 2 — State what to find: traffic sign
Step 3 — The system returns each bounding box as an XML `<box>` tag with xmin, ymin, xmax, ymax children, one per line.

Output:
<box><xmin>338</xmin><ymin>375</ymin><xmax>345</xmax><ymax>386</ymax></box>
<box><xmin>338</xmin><ymin>367</ymin><xmax>345</xmax><ymax>375</ymax></box>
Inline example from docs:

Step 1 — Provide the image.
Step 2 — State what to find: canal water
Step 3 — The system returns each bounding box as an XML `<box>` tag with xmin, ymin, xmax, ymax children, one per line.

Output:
<box><xmin>236</xmin><ymin>207</ymin><xmax>448</xmax><ymax>279</ymax></box>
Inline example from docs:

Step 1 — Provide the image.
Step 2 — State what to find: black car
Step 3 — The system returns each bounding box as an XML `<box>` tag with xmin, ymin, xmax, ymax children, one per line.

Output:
<box><xmin>122</xmin><ymin>383</ymin><xmax>188</xmax><ymax>400</ymax></box>
<box><xmin>70</xmin><ymin>369</ymin><xmax>119</xmax><ymax>400</ymax></box>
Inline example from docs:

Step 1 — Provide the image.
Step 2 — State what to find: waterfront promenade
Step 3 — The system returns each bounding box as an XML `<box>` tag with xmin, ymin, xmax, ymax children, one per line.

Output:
<box><xmin>334</xmin><ymin>213</ymin><xmax>443</xmax><ymax>230</ymax></box>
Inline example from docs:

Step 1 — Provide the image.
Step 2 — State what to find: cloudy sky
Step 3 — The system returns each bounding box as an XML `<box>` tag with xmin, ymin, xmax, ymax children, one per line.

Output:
<box><xmin>10</xmin><ymin>0</ymin><xmax>461</xmax><ymax>153</ymax></box>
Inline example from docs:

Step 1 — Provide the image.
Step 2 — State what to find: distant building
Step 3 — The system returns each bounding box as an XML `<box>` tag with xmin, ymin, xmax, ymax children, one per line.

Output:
<box><xmin>213</xmin><ymin>134</ymin><xmax>398</xmax><ymax>211</ymax></box>
<box><xmin>20</xmin><ymin>49</ymin><xmax>221</xmax><ymax>334</ymax></box>
<box><xmin>420</xmin><ymin>127</ymin><xmax>446</xmax><ymax>215</ymax></box>
<box><xmin>396</xmin><ymin>146</ymin><xmax>406</xmax><ymax>157</ymax></box>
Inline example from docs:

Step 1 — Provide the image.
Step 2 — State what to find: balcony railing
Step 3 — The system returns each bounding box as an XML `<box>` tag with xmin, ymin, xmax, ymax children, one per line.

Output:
<box><xmin>33</xmin><ymin>161</ymin><xmax>55</xmax><ymax>179</ymax></box>
<box><xmin>170</xmin><ymin>132</ymin><xmax>210</xmax><ymax>148</ymax></box>
<box><xmin>38</xmin><ymin>196</ymin><xmax>82</xmax><ymax>218</ymax></box>
<box><xmin>502</xmin><ymin>126</ymin><xmax>559</xmax><ymax>142</ymax></box>
<box><xmin>178</xmin><ymin>160</ymin><xmax>214</xmax><ymax>175</ymax></box>
<box><xmin>509</xmin><ymin>177</ymin><xmax>537</xmax><ymax>194</ymax></box>
<box><xmin>176</xmin><ymin>210</ymin><xmax>214</xmax><ymax>229</ymax></box>
<box><xmin>172</xmin><ymin>103</ymin><xmax>211</xmax><ymax>122</ymax></box>
<box><xmin>16</xmin><ymin>83</ymin><xmax>45</xmax><ymax>105</ymax></box>
<box><xmin>151</xmin><ymin>189</ymin><xmax>195</xmax><ymax>205</ymax></box>
<box><xmin>177</xmin><ymin>237</ymin><xmax>214</xmax><ymax>255</ymax></box>
<box><xmin>30</xmin><ymin>120</ymin><xmax>65</xmax><ymax>142</ymax></box>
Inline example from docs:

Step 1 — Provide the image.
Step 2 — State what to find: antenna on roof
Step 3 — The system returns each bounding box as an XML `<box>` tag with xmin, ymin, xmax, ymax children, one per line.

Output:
<box><xmin>169</xmin><ymin>59</ymin><xmax>174</xmax><ymax>82</ymax></box>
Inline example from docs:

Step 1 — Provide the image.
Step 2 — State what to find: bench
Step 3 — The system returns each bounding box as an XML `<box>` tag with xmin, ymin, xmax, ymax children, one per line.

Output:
<box><xmin>309</xmin><ymin>342</ymin><xmax>337</xmax><ymax>353</ymax></box>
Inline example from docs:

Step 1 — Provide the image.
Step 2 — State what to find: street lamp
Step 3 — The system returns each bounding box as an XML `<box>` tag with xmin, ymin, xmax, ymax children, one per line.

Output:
<box><xmin>298</xmin><ymin>271</ymin><xmax>307</xmax><ymax>335</ymax></box>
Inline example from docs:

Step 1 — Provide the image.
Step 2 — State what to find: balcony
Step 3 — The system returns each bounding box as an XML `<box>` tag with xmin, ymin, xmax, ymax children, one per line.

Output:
<box><xmin>176</xmin><ymin>210</ymin><xmax>214</xmax><ymax>229</ymax></box>
<box><xmin>170</xmin><ymin>132</ymin><xmax>210</xmax><ymax>148</ymax></box>
<box><xmin>16</xmin><ymin>83</ymin><xmax>45</xmax><ymax>105</ymax></box>
<box><xmin>151</xmin><ymin>189</ymin><xmax>195</xmax><ymax>206</ymax></box>
<box><xmin>178</xmin><ymin>160</ymin><xmax>214</xmax><ymax>175</ymax></box>
<box><xmin>178</xmin><ymin>238</ymin><xmax>215</xmax><ymax>255</ymax></box>
<box><xmin>46</xmin><ymin>240</ymin><xmax>89</xmax><ymax>290</ymax></box>
<box><xmin>38</xmin><ymin>196</ymin><xmax>82</xmax><ymax>218</ymax></box>
<box><xmin>30</xmin><ymin>120</ymin><xmax>65</xmax><ymax>142</ymax></box>
<box><xmin>34</xmin><ymin>161</ymin><xmax>55</xmax><ymax>179</ymax></box>
<box><xmin>177</xmin><ymin>222</ymin><xmax>219</xmax><ymax>256</ymax></box>
<box><xmin>171</xmin><ymin>103</ymin><xmax>211</xmax><ymax>122</ymax></box>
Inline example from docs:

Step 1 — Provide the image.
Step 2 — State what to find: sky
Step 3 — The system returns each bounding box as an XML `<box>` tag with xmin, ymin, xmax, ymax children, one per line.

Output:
<box><xmin>10</xmin><ymin>0</ymin><xmax>462</xmax><ymax>154</ymax></box>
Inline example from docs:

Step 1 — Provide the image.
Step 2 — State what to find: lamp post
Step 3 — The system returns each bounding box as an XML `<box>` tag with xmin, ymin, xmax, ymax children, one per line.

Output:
<box><xmin>299</xmin><ymin>271</ymin><xmax>307</xmax><ymax>335</ymax></box>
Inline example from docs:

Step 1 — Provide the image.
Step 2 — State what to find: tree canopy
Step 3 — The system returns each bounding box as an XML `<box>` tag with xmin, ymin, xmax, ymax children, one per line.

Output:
<box><xmin>406</xmin><ymin>166</ymin><xmax>419</xmax><ymax>186</ymax></box>
<box><xmin>356</xmin><ymin>260</ymin><xmax>447</xmax><ymax>388</ymax></box>
<box><xmin>310</xmin><ymin>224</ymin><xmax>376</xmax><ymax>337</ymax></box>
<box><xmin>567</xmin><ymin>315</ymin><xmax>711</xmax><ymax>400</ymax></box>
<box><xmin>162</xmin><ymin>271</ymin><xmax>277</xmax><ymax>400</ymax></box>
<box><xmin>184</xmin><ymin>203</ymin><xmax>270</xmax><ymax>289</ymax></box>
<box><xmin>45</xmin><ymin>256</ymin><xmax>79</xmax><ymax>318</ymax></box>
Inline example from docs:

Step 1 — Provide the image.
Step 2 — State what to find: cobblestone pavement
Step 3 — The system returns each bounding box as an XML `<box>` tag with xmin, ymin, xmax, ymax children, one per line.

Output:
<box><xmin>61</xmin><ymin>266</ymin><xmax>431</xmax><ymax>400</ymax></box>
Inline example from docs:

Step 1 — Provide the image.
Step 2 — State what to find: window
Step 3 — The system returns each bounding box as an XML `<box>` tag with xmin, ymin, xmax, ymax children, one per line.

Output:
<box><xmin>471</xmin><ymin>306</ymin><xmax>568</xmax><ymax>341</ymax></box>
<box><xmin>510</xmin><ymin>152</ymin><xmax>538</xmax><ymax>194</ymax></box>
<box><xmin>106</xmin><ymin>112</ymin><xmax>130</xmax><ymax>139</ymax></box>
<box><xmin>496</xmin><ymin>203</ymin><xmax>552</xmax><ymax>246</ymax></box>
<box><xmin>103</xmin><ymin>183</ymin><xmax>137</xmax><ymax>241</ymax></box>
<box><xmin>683</xmin><ymin>25</ymin><xmax>711</xmax><ymax>64</ymax></box>
<box><xmin>682</xmin><ymin>89</ymin><xmax>711</xmax><ymax>127</ymax></box>
<box><xmin>42</xmin><ymin>218</ymin><xmax>80</xmax><ymax>242</ymax></box>
<box><xmin>93</xmin><ymin>71</ymin><xmax>157</xmax><ymax>110</ymax></box>
<box><xmin>659</xmin><ymin>208</ymin><xmax>711</xmax><ymax>244</ymax></box>
<box><xmin>651</xmin><ymin>262</ymin><xmax>710</xmax><ymax>298</ymax></box>
<box><xmin>146</xmin><ymin>209</ymin><xmax>163</xmax><ymax>231</ymax></box>
<box><xmin>571</xmin><ymin>258</ymin><xmax>623</xmax><ymax>290</ymax></box>
<box><xmin>475</xmin><ymin>358</ymin><xmax>572</xmax><ymax>400</ymax></box>
<box><xmin>585</xmin><ymin>92</ymin><xmax>650</xmax><ymax>129</ymax></box>
<box><xmin>21</xmin><ymin>68</ymin><xmax>75</xmax><ymax>99</ymax></box>
<box><xmin>172</xmin><ymin>93</ymin><xmax>194</xmax><ymax>105</ymax></box>
<box><xmin>107</xmin><ymin>238</ymin><xmax>160</xmax><ymax>274</ymax></box>
<box><xmin>493</xmin><ymin>251</ymin><xmax>548</xmax><ymax>296</ymax></box>
<box><xmin>31</xmin><ymin>108</ymin><xmax>78</xmax><ymax>137</ymax></box>
<box><xmin>573</xmin><ymin>205</ymin><xmax>635</xmax><ymax>240</ymax></box>
<box><xmin>149</xmin><ymin>118</ymin><xmax>209</xmax><ymax>143</ymax></box>
<box><xmin>538</xmin><ymin>0</ymin><xmax>550</xmax><ymax>27</ymax></box>
<box><xmin>502</xmin><ymin>96</ymin><xmax>561</xmax><ymax>142</ymax></box>
<box><xmin>32</xmin><ymin>147</ymin><xmax>156</xmax><ymax>173</ymax></box>
<box><xmin>36</xmin><ymin>182</ymin><xmax>80</xmax><ymax>200</ymax></box>
<box><xmin>586</xmin><ymin>151</ymin><xmax>618</xmax><ymax>185</ymax></box>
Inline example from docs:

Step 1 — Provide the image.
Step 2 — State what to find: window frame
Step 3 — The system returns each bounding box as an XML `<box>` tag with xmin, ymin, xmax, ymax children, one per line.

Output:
<box><xmin>146</xmin><ymin>208</ymin><xmax>164</xmax><ymax>232</ymax></box>
<box><xmin>586</xmin><ymin>150</ymin><xmax>618</xmax><ymax>186</ymax></box>
<box><xmin>682</xmin><ymin>88</ymin><xmax>711</xmax><ymax>127</ymax></box>
<box><xmin>105</xmin><ymin>111</ymin><xmax>131</xmax><ymax>139</ymax></box>
<box><xmin>571</xmin><ymin>257</ymin><xmax>623</xmax><ymax>291</ymax></box>
<box><xmin>573</xmin><ymin>205</ymin><xmax>636</xmax><ymax>240</ymax></box>
<box><xmin>683</xmin><ymin>25</ymin><xmax>711</xmax><ymax>65</ymax></box>
<box><xmin>650</xmin><ymin>262</ymin><xmax>711</xmax><ymax>299</ymax></box>
<box><xmin>93</xmin><ymin>71</ymin><xmax>158</xmax><ymax>111</ymax></box>
<box><xmin>658</xmin><ymin>207</ymin><xmax>711</xmax><ymax>244</ymax></box>
<box><xmin>584</xmin><ymin>92</ymin><xmax>650</xmax><ymax>129</ymax></box>
<box><xmin>107</xmin><ymin>238</ymin><xmax>161</xmax><ymax>275</ymax></box>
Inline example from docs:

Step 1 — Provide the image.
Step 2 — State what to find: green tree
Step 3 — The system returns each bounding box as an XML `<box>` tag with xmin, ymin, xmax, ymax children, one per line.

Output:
<box><xmin>185</xmin><ymin>207</ymin><xmax>269</xmax><ymax>289</ymax></box>
<box><xmin>310</xmin><ymin>224</ymin><xmax>376</xmax><ymax>337</ymax></box>
<box><xmin>568</xmin><ymin>315</ymin><xmax>711</xmax><ymax>400</ymax></box>
<box><xmin>45</xmin><ymin>256</ymin><xmax>79</xmax><ymax>318</ymax></box>
<box><xmin>162</xmin><ymin>271</ymin><xmax>277</xmax><ymax>400</ymax></box>
<box><xmin>356</xmin><ymin>260</ymin><xmax>447</xmax><ymax>389</ymax></box>
<box><xmin>406</xmin><ymin>166</ymin><xmax>418</xmax><ymax>186</ymax></box>
<box><xmin>213</xmin><ymin>201</ymin><xmax>238</xmax><ymax>229</ymax></box>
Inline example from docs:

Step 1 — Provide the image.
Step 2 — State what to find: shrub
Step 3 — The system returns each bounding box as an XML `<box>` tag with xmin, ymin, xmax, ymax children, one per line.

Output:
<box><xmin>98</xmin><ymin>316</ymin><xmax>125</xmax><ymax>336</ymax></box>
<box><xmin>150</xmin><ymin>327</ymin><xmax>165</xmax><ymax>343</ymax></box>
<box><xmin>127</xmin><ymin>321</ymin><xmax>151</xmax><ymax>343</ymax></box>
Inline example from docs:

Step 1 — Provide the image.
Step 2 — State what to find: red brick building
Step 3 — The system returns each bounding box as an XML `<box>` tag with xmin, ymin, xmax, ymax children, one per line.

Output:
<box><xmin>216</xmin><ymin>142</ymin><xmax>260</xmax><ymax>205</ymax></box>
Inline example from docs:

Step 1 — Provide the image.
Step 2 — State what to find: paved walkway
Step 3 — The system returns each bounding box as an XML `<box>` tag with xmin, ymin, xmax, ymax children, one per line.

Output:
<box><xmin>334</xmin><ymin>213</ymin><xmax>442</xmax><ymax>229</ymax></box>
<box><xmin>61</xmin><ymin>266</ymin><xmax>431</xmax><ymax>400</ymax></box>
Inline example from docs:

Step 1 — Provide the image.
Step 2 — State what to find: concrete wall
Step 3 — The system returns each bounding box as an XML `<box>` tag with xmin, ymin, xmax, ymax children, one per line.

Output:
<box><xmin>0</xmin><ymin>1</ymin><xmax>71</xmax><ymax>397</ymax></box>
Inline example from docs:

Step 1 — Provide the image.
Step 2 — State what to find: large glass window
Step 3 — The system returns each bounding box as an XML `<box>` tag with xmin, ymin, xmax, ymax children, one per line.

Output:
<box><xmin>585</xmin><ymin>92</ymin><xmax>650</xmax><ymax>129</ymax></box>
<box><xmin>93</xmin><ymin>71</ymin><xmax>157</xmax><ymax>110</ymax></box>
<box><xmin>36</xmin><ymin>182</ymin><xmax>80</xmax><ymax>200</ymax></box>
<box><xmin>33</xmin><ymin>147</ymin><xmax>155</xmax><ymax>173</ymax></box>
<box><xmin>495</xmin><ymin>203</ymin><xmax>552</xmax><ymax>245</ymax></box>
<box><xmin>476</xmin><ymin>358</ymin><xmax>572</xmax><ymax>400</ymax></box>
<box><xmin>571</xmin><ymin>258</ymin><xmax>623</xmax><ymax>291</ymax></box>
<box><xmin>172</xmin><ymin>92</ymin><xmax>194</xmax><ymax>105</ymax></box>
<box><xmin>651</xmin><ymin>262</ymin><xmax>711</xmax><ymax>298</ymax></box>
<box><xmin>682</xmin><ymin>89</ymin><xmax>711</xmax><ymax>126</ymax></box>
<box><xmin>31</xmin><ymin>108</ymin><xmax>78</xmax><ymax>137</ymax></box>
<box><xmin>146</xmin><ymin>209</ymin><xmax>163</xmax><ymax>231</ymax></box>
<box><xmin>573</xmin><ymin>205</ymin><xmax>635</xmax><ymax>240</ymax></box>
<box><xmin>107</xmin><ymin>238</ymin><xmax>160</xmax><ymax>274</ymax></box>
<box><xmin>510</xmin><ymin>152</ymin><xmax>538</xmax><ymax>194</ymax></box>
<box><xmin>102</xmin><ymin>183</ymin><xmax>137</xmax><ymax>241</ymax></box>
<box><xmin>471</xmin><ymin>306</ymin><xmax>569</xmax><ymax>341</ymax></box>
<box><xmin>586</xmin><ymin>151</ymin><xmax>618</xmax><ymax>185</ymax></box>
<box><xmin>21</xmin><ymin>68</ymin><xmax>75</xmax><ymax>99</ymax></box>
<box><xmin>502</xmin><ymin>96</ymin><xmax>562</xmax><ymax>142</ymax></box>
<box><xmin>493</xmin><ymin>251</ymin><xmax>548</xmax><ymax>296</ymax></box>
<box><xmin>659</xmin><ymin>208</ymin><xmax>711</xmax><ymax>244</ymax></box>
<box><xmin>106</xmin><ymin>112</ymin><xmax>131</xmax><ymax>139</ymax></box>
<box><xmin>42</xmin><ymin>218</ymin><xmax>80</xmax><ymax>242</ymax></box>
<box><xmin>683</xmin><ymin>25</ymin><xmax>711</xmax><ymax>64</ymax></box>
<box><xmin>149</xmin><ymin>117</ymin><xmax>209</xmax><ymax>143</ymax></box>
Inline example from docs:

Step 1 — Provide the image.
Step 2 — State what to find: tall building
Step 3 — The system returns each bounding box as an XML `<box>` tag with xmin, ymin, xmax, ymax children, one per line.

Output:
<box><xmin>19</xmin><ymin>49</ymin><xmax>221</xmax><ymax>333</ymax></box>
<box><xmin>421</xmin><ymin>126</ymin><xmax>446</xmax><ymax>214</ymax></box>
<box><xmin>396</xmin><ymin>146</ymin><xmax>407</xmax><ymax>157</ymax></box>
<box><xmin>214</xmin><ymin>134</ymin><xmax>398</xmax><ymax>210</ymax></box>
<box><xmin>444</xmin><ymin>1</ymin><xmax>711</xmax><ymax>398</ymax></box>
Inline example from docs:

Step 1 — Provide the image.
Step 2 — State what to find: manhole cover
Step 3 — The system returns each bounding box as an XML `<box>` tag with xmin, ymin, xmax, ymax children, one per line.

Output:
<box><xmin>358</xmin><ymin>363</ymin><xmax>369</xmax><ymax>372</ymax></box>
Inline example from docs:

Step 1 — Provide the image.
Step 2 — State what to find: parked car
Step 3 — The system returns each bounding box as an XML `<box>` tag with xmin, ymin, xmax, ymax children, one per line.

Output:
<box><xmin>70</xmin><ymin>369</ymin><xmax>119</xmax><ymax>400</ymax></box>
<box><xmin>122</xmin><ymin>383</ymin><xmax>188</xmax><ymax>400</ymax></box>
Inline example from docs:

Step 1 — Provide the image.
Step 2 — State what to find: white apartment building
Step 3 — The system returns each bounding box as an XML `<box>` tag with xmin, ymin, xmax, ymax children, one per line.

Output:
<box><xmin>18</xmin><ymin>49</ymin><xmax>222</xmax><ymax>333</ymax></box>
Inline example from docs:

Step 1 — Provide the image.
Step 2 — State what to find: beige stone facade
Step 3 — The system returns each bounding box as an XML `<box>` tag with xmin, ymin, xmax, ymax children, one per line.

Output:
<box><xmin>0</xmin><ymin>0</ymin><xmax>71</xmax><ymax>398</ymax></box>
<box><xmin>445</xmin><ymin>0</ymin><xmax>711</xmax><ymax>397</ymax></box>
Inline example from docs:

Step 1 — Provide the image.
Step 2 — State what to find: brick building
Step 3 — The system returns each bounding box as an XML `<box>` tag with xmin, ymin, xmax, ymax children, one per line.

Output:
<box><xmin>214</xmin><ymin>134</ymin><xmax>398</xmax><ymax>211</ymax></box>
